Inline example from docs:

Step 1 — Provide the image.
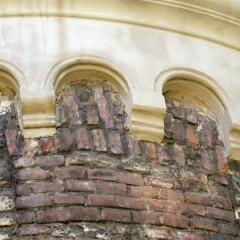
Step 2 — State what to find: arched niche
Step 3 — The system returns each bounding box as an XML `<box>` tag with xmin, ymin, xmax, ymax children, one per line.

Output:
<box><xmin>156</xmin><ymin>68</ymin><xmax>237</xmax><ymax>160</ymax></box>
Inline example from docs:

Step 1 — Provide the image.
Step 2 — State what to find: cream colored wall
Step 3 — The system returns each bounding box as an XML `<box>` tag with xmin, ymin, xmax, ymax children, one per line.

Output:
<box><xmin>0</xmin><ymin>0</ymin><xmax>240</xmax><ymax>160</ymax></box>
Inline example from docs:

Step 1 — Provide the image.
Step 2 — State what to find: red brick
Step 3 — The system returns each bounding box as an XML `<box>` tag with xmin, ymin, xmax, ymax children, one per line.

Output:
<box><xmin>54</xmin><ymin>166</ymin><xmax>85</xmax><ymax>179</ymax></box>
<box><xmin>173</xmin><ymin>144</ymin><xmax>185</xmax><ymax>166</ymax></box>
<box><xmin>160</xmin><ymin>213</ymin><xmax>188</xmax><ymax>228</ymax></box>
<box><xmin>65</xmin><ymin>180</ymin><xmax>95</xmax><ymax>192</ymax></box>
<box><xmin>109</xmin><ymin>131</ymin><xmax>123</xmax><ymax>154</ymax></box>
<box><xmin>186</xmin><ymin>124</ymin><xmax>199</xmax><ymax>145</ymax></box>
<box><xmin>101</xmin><ymin>208</ymin><xmax>131</xmax><ymax>223</ymax></box>
<box><xmin>161</xmin><ymin>189</ymin><xmax>184</xmax><ymax>202</ymax></box>
<box><xmin>173</xmin><ymin>120</ymin><xmax>185</xmax><ymax>142</ymax></box>
<box><xmin>57</xmin><ymin>128</ymin><xmax>73</xmax><ymax>151</ymax></box>
<box><xmin>130</xmin><ymin>186</ymin><xmax>161</xmax><ymax>198</ymax></box>
<box><xmin>117</xmin><ymin>172</ymin><xmax>144</xmax><ymax>186</ymax></box>
<box><xmin>15</xmin><ymin>169</ymin><xmax>51</xmax><ymax>181</ymax></box>
<box><xmin>13</xmin><ymin>157</ymin><xmax>35</xmax><ymax>168</ymax></box>
<box><xmin>19</xmin><ymin>224</ymin><xmax>49</xmax><ymax>236</ymax></box>
<box><xmin>88</xmin><ymin>169</ymin><xmax>117</xmax><ymax>181</ymax></box>
<box><xmin>70</xmin><ymin>207</ymin><xmax>100</xmax><ymax>221</ymax></box>
<box><xmin>16</xmin><ymin>212</ymin><xmax>34</xmax><ymax>224</ymax></box>
<box><xmin>145</xmin><ymin>227</ymin><xmax>173</xmax><ymax>239</ymax></box>
<box><xmin>201</xmin><ymin>149</ymin><xmax>215</xmax><ymax>171</ymax></box>
<box><xmin>16</xmin><ymin>184</ymin><xmax>29</xmax><ymax>196</ymax></box>
<box><xmin>31</xmin><ymin>182</ymin><xmax>64</xmax><ymax>193</ymax></box>
<box><xmin>88</xmin><ymin>194</ymin><xmax>116</xmax><ymax>207</ymax></box>
<box><xmin>218</xmin><ymin>222</ymin><xmax>237</xmax><ymax>235</ymax></box>
<box><xmin>37</xmin><ymin>209</ymin><xmax>69</xmax><ymax>223</ymax></box>
<box><xmin>132</xmin><ymin>211</ymin><xmax>161</xmax><ymax>225</ymax></box>
<box><xmin>145</xmin><ymin>176</ymin><xmax>174</xmax><ymax>189</ymax></box>
<box><xmin>200</xmin><ymin>121</ymin><xmax>213</xmax><ymax>146</ymax></box>
<box><xmin>86</xmin><ymin>108</ymin><xmax>100</xmax><ymax>125</ymax></box>
<box><xmin>216</xmin><ymin>145</ymin><xmax>228</xmax><ymax>173</ymax></box>
<box><xmin>54</xmin><ymin>194</ymin><xmax>85</xmax><ymax>205</ymax></box>
<box><xmin>93</xmin><ymin>86</ymin><xmax>114</xmax><ymax>128</ymax></box>
<box><xmin>117</xmin><ymin>196</ymin><xmax>146</xmax><ymax>210</ymax></box>
<box><xmin>128</xmin><ymin>138</ymin><xmax>141</xmax><ymax>155</ymax></box>
<box><xmin>178</xmin><ymin>203</ymin><xmax>206</xmax><ymax>216</ymax></box>
<box><xmin>180</xmin><ymin>171</ymin><xmax>208</xmax><ymax>184</ymax></box>
<box><xmin>206</xmin><ymin>207</ymin><xmax>235</xmax><ymax>222</ymax></box>
<box><xmin>16</xmin><ymin>195</ymin><xmax>53</xmax><ymax>209</ymax></box>
<box><xmin>41</xmin><ymin>137</ymin><xmax>56</xmax><ymax>153</ymax></box>
<box><xmin>144</xmin><ymin>142</ymin><xmax>157</xmax><ymax>159</ymax></box>
<box><xmin>96</xmin><ymin>181</ymin><xmax>127</xmax><ymax>195</ymax></box>
<box><xmin>149</xmin><ymin>199</ymin><xmax>176</xmax><ymax>213</ymax></box>
<box><xmin>190</xmin><ymin>216</ymin><xmax>217</xmax><ymax>232</ymax></box>
<box><xmin>36</xmin><ymin>155</ymin><xmax>64</xmax><ymax>167</ymax></box>
<box><xmin>76</xmin><ymin>127</ymin><xmax>91</xmax><ymax>150</ymax></box>
<box><xmin>5</xmin><ymin>129</ymin><xmax>22</xmax><ymax>156</ymax></box>
<box><xmin>177</xmin><ymin>232</ymin><xmax>205</xmax><ymax>240</ymax></box>
<box><xmin>185</xmin><ymin>109</ymin><xmax>198</xmax><ymax>124</ymax></box>
<box><xmin>92</xmin><ymin>129</ymin><xmax>107</xmax><ymax>152</ymax></box>
<box><xmin>172</xmin><ymin>105</ymin><xmax>185</xmax><ymax>119</ymax></box>
<box><xmin>185</xmin><ymin>192</ymin><xmax>212</xmax><ymax>206</ymax></box>
<box><xmin>213</xmin><ymin>196</ymin><xmax>233</xmax><ymax>210</ymax></box>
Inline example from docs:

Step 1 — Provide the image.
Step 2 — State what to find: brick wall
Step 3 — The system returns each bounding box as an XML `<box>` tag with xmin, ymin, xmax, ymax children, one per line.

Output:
<box><xmin>1</xmin><ymin>80</ymin><xmax>239</xmax><ymax>239</ymax></box>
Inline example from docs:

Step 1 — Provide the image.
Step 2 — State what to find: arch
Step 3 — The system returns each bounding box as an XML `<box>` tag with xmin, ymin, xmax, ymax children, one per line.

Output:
<box><xmin>155</xmin><ymin>67</ymin><xmax>232</xmax><ymax>155</ymax></box>
<box><xmin>45</xmin><ymin>55</ymin><xmax>133</xmax><ymax>117</ymax></box>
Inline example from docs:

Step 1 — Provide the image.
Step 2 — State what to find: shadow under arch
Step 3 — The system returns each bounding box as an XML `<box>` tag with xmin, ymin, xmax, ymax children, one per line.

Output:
<box><xmin>45</xmin><ymin>55</ymin><xmax>133</xmax><ymax>119</ymax></box>
<box><xmin>155</xmin><ymin>67</ymin><xmax>232</xmax><ymax>155</ymax></box>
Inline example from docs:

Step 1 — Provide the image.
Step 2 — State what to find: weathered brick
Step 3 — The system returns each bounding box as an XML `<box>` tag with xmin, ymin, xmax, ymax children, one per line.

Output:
<box><xmin>65</xmin><ymin>180</ymin><xmax>95</xmax><ymax>192</ymax></box>
<box><xmin>16</xmin><ymin>184</ymin><xmax>29</xmax><ymax>196</ymax></box>
<box><xmin>75</xmin><ymin>127</ymin><xmax>91</xmax><ymax>150</ymax></box>
<box><xmin>201</xmin><ymin>149</ymin><xmax>215</xmax><ymax>171</ymax></box>
<box><xmin>185</xmin><ymin>192</ymin><xmax>212</xmax><ymax>206</ymax></box>
<box><xmin>161</xmin><ymin>189</ymin><xmax>184</xmax><ymax>202</ymax></box>
<box><xmin>31</xmin><ymin>182</ymin><xmax>64</xmax><ymax>193</ymax></box>
<box><xmin>54</xmin><ymin>194</ymin><xmax>85</xmax><ymax>205</ymax></box>
<box><xmin>160</xmin><ymin>213</ymin><xmax>188</xmax><ymax>228</ymax></box>
<box><xmin>216</xmin><ymin>145</ymin><xmax>228</xmax><ymax>173</ymax></box>
<box><xmin>132</xmin><ymin>211</ymin><xmax>161</xmax><ymax>225</ymax></box>
<box><xmin>128</xmin><ymin>137</ymin><xmax>141</xmax><ymax>155</ymax></box>
<box><xmin>101</xmin><ymin>208</ymin><xmax>131</xmax><ymax>223</ymax></box>
<box><xmin>96</xmin><ymin>181</ymin><xmax>127</xmax><ymax>195</ymax></box>
<box><xmin>88</xmin><ymin>194</ymin><xmax>116</xmax><ymax>207</ymax></box>
<box><xmin>16</xmin><ymin>212</ymin><xmax>34</xmax><ymax>224</ymax></box>
<box><xmin>93</xmin><ymin>86</ymin><xmax>114</xmax><ymax>128</ymax></box>
<box><xmin>130</xmin><ymin>186</ymin><xmax>161</xmax><ymax>198</ymax></box>
<box><xmin>36</xmin><ymin>155</ymin><xmax>64</xmax><ymax>167</ymax></box>
<box><xmin>19</xmin><ymin>224</ymin><xmax>49</xmax><ymax>236</ymax></box>
<box><xmin>173</xmin><ymin>120</ymin><xmax>185</xmax><ymax>142</ymax></box>
<box><xmin>88</xmin><ymin>169</ymin><xmax>117</xmax><ymax>181</ymax></box>
<box><xmin>145</xmin><ymin>142</ymin><xmax>157</xmax><ymax>159</ymax></box>
<box><xmin>145</xmin><ymin>176</ymin><xmax>173</xmax><ymax>189</ymax></box>
<box><xmin>145</xmin><ymin>227</ymin><xmax>173</xmax><ymax>239</ymax></box>
<box><xmin>41</xmin><ymin>137</ymin><xmax>56</xmax><ymax>153</ymax></box>
<box><xmin>186</xmin><ymin>124</ymin><xmax>199</xmax><ymax>145</ymax></box>
<box><xmin>109</xmin><ymin>131</ymin><xmax>123</xmax><ymax>154</ymax></box>
<box><xmin>15</xmin><ymin>169</ymin><xmax>51</xmax><ymax>181</ymax></box>
<box><xmin>180</xmin><ymin>171</ymin><xmax>208</xmax><ymax>184</ymax></box>
<box><xmin>179</xmin><ymin>203</ymin><xmax>206</xmax><ymax>216</ymax></box>
<box><xmin>92</xmin><ymin>129</ymin><xmax>107</xmax><ymax>152</ymax></box>
<box><xmin>218</xmin><ymin>222</ymin><xmax>237</xmax><ymax>235</ymax></box>
<box><xmin>206</xmin><ymin>207</ymin><xmax>235</xmax><ymax>222</ymax></box>
<box><xmin>177</xmin><ymin>231</ymin><xmax>205</xmax><ymax>240</ymax></box>
<box><xmin>213</xmin><ymin>196</ymin><xmax>233</xmax><ymax>210</ymax></box>
<box><xmin>54</xmin><ymin>166</ymin><xmax>85</xmax><ymax>179</ymax></box>
<box><xmin>16</xmin><ymin>195</ymin><xmax>53</xmax><ymax>209</ymax></box>
<box><xmin>190</xmin><ymin>216</ymin><xmax>217</xmax><ymax>232</ymax></box>
<box><xmin>172</xmin><ymin>105</ymin><xmax>185</xmax><ymax>119</ymax></box>
<box><xmin>13</xmin><ymin>157</ymin><xmax>35</xmax><ymax>168</ymax></box>
<box><xmin>117</xmin><ymin>196</ymin><xmax>146</xmax><ymax>210</ymax></box>
<box><xmin>200</xmin><ymin>121</ymin><xmax>213</xmax><ymax>146</ymax></box>
<box><xmin>70</xmin><ymin>207</ymin><xmax>100</xmax><ymax>221</ymax></box>
<box><xmin>173</xmin><ymin>144</ymin><xmax>185</xmax><ymax>166</ymax></box>
<box><xmin>149</xmin><ymin>199</ymin><xmax>176</xmax><ymax>213</ymax></box>
<box><xmin>37</xmin><ymin>209</ymin><xmax>69</xmax><ymax>223</ymax></box>
<box><xmin>185</xmin><ymin>108</ymin><xmax>198</xmax><ymax>124</ymax></box>
<box><xmin>117</xmin><ymin>172</ymin><xmax>144</xmax><ymax>186</ymax></box>
<box><xmin>57</xmin><ymin>128</ymin><xmax>73</xmax><ymax>151</ymax></box>
<box><xmin>5</xmin><ymin>129</ymin><xmax>21</xmax><ymax>156</ymax></box>
<box><xmin>86</xmin><ymin>107</ymin><xmax>100</xmax><ymax>125</ymax></box>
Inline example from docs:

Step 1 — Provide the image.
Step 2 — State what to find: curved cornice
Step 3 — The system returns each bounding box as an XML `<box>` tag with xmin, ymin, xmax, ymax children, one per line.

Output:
<box><xmin>0</xmin><ymin>0</ymin><xmax>239</xmax><ymax>50</ymax></box>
